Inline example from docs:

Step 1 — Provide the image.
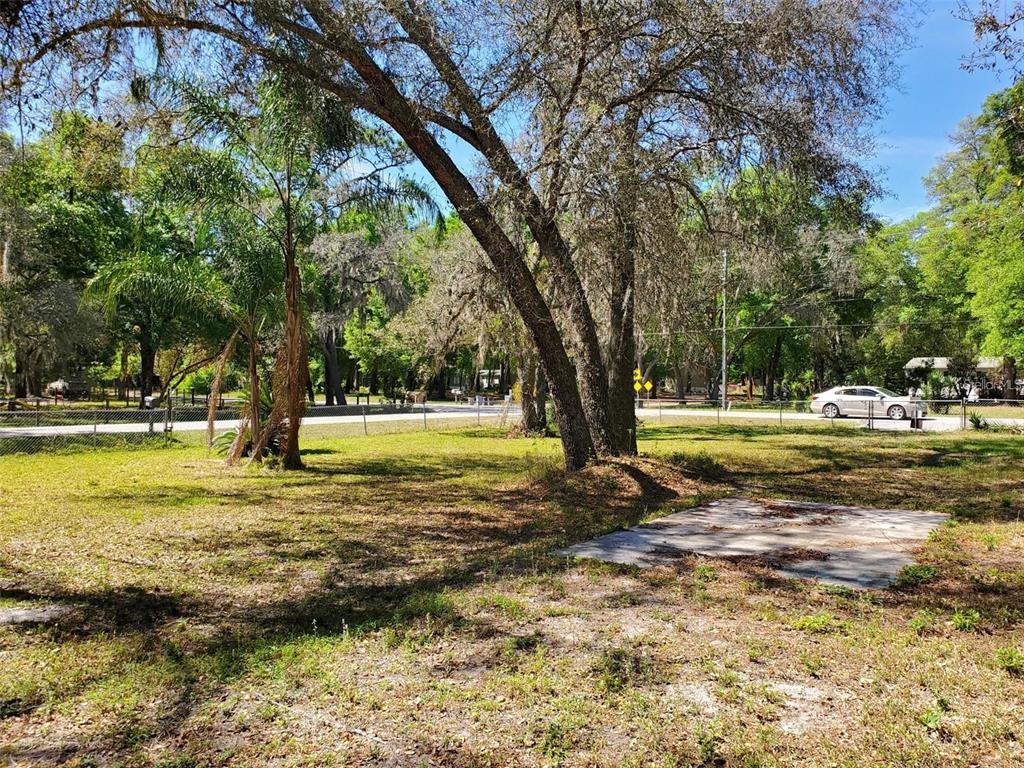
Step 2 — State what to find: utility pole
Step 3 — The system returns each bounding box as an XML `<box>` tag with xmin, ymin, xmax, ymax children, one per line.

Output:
<box><xmin>720</xmin><ymin>249</ymin><xmax>728</xmax><ymax>410</ymax></box>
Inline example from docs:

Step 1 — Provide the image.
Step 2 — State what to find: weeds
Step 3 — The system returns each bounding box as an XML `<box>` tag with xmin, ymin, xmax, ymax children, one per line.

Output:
<box><xmin>897</xmin><ymin>564</ymin><xmax>937</xmax><ymax>586</ymax></box>
<box><xmin>594</xmin><ymin>644</ymin><xmax>653</xmax><ymax>693</ymax></box>
<box><xmin>791</xmin><ymin>611</ymin><xmax>846</xmax><ymax>634</ymax></box>
<box><xmin>951</xmin><ymin>608</ymin><xmax>982</xmax><ymax>632</ymax></box>
<box><xmin>995</xmin><ymin>647</ymin><xmax>1024</xmax><ymax>675</ymax></box>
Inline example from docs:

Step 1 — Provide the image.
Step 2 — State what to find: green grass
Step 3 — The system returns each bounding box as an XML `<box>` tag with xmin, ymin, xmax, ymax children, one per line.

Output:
<box><xmin>1</xmin><ymin>423</ymin><xmax>1023</xmax><ymax>766</ymax></box>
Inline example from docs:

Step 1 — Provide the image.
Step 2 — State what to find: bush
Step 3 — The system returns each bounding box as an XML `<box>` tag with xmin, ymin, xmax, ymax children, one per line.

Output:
<box><xmin>968</xmin><ymin>411</ymin><xmax>989</xmax><ymax>430</ymax></box>
<box><xmin>897</xmin><ymin>564</ymin><xmax>937</xmax><ymax>586</ymax></box>
<box><xmin>995</xmin><ymin>646</ymin><xmax>1024</xmax><ymax>675</ymax></box>
<box><xmin>951</xmin><ymin>608</ymin><xmax>981</xmax><ymax>632</ymax></box>
<box><xmin>792</xmin><ymin>611</ymin><xmax>846</xmax><ymax>634</ymax></box>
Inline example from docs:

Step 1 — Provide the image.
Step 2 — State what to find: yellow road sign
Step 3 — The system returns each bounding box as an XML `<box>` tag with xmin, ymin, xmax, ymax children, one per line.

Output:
<box><xmin>643</xmin><ymin>380</ymin><xmax>653</xmax><ymax>391</ymax></box>
<box><xmin>633</xmin><ymin>382</ymin><xmax>642</xmax><ymax>392</ymax></box>
<box><xmin>633</xmin><ymin>368</ymin><xmax>642</xmax><ymax>380</ymax></box>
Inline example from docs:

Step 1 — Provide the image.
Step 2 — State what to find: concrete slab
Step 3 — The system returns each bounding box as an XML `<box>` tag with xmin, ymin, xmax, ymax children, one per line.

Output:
<box><xmin>0</xmin><ymin>604</ymin><xmax>73</xmax><ymax>625</ymax></box>
<box><xmin>557</xmin><ymin>497</ymin><xmax>948</xmax><ymax>589</ymax></box>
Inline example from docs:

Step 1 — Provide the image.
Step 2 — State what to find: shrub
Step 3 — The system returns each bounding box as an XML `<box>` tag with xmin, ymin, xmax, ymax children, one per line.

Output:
<box><xmin>908</xmin><ymin>609</ymin><xmax>939</xmax><ymax>635</ymax></box>
<box><xmin>693</xmin><ymin>564</ymin><xmax>719</xmax><ymax>584</ymax></box>
<box><xmin>792</xmin><ymin>611</ymin><xmax>845</xmax><ymax>634</ymax></box>
<box><xmin>995</xmin><ymin>646</ymin><xmax>1024</xmax><ymax>675</ymax></box>
<box><xmin>968</xmin><ymin>411</ymin><xmax>989</xmax><ymax>430</ymax></box>
<box><xmin>951</xmin><ymin>608</ymin><xmax>981</xmax><ymax>632</ymax></box>
<box><xmin>897</xmin><ymin>564</ymin><xmax>937</xmax><ymax>586</ymax></box>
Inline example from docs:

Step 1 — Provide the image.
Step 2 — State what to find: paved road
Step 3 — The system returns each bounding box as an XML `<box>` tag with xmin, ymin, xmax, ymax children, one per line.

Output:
<box><xmin>0</xmin><ymin>403</ymin><xmax>517</xmax><ymax>439</ymax></box>
<box><xmin>646</xmin><ymin>406</ymin><xmax>1024</xmax><ymax>432</ymax></box>
<box><xmin>4</xmin><ymin>403</ymin><xmax>1022</xmax><ymax>439</ymax></box>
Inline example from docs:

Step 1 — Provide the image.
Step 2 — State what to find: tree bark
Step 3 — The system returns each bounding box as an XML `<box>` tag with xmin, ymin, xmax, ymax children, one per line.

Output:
<box><xmin>281</xmin><ymin>243</ymin><xmax>305</xmax><ymax>469</ymax></box>
<box><xmin>517</xmin><ymin>350</ymin><xmax>550</xmax><ymax>435</ymax></box>
<box><xmin>343</xmin><ymin>44</ymin><xmax>595</xmax><ymax>469</ymax></box>
<box><xmin>382</xmin><ymin>8</ymin><xmax>614</xmax><ymax>456</ymax></box>
<box><xmin>13</xmin><ymin>349</ymin><xmax>28</xmax><ymax>399</ymax></box>
<box><xmin>321</xmin><ymin>327</ymin><xmax>346</xmax><ymax>406</ymax></box>
<box><xmin>765</xmin><ymin>335</ymin><xmax>783</xmax><ymax>401</ymax></box>
<box><xmin>247</xmin><ymin>338</ymin><xmax>261</xmax><ymax>449</ymax></box>
<box><xmin>139</xmin><ymin>334</ymin><xmax>156</xmax><ymax>405</ymax></box>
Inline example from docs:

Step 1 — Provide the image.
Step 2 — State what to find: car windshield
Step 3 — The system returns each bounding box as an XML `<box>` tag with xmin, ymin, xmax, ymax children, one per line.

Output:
<box><xmin>875</xmin><ymin>387</ymin><xmax>900</xmax><ymax>397</ymax></box>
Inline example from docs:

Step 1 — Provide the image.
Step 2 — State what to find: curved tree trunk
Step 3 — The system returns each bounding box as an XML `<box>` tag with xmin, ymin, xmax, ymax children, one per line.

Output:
<box><xmin>344</xmin><ymin>47</ymin><xmax>595</xmax><ymax>469</ymax></box>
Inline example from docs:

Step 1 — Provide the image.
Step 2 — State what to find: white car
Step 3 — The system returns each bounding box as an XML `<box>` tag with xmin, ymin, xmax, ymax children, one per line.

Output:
<box><xmin>810</xmin><ymin>386</ymin><xmax>927</xmax><ymax>420</ymax></box>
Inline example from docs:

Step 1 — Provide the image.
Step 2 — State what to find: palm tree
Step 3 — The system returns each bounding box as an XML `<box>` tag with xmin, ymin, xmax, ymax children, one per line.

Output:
<box><xmin>86</xmin><ymin>207</ymin><xmax>225</xmax><ymax>407</ymax></box>
<box><xmin>205</xmin><ymin>212</ymin><xmax>283</xmax><ymax>462</ymax></box>
<box><xmin>139</xmin><ymin>74</ymin><xmax>435</xmax><ymax>466</ymax></box>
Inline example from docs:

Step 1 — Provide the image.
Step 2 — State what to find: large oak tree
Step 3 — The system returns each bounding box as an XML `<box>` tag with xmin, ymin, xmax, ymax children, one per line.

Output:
<box><xmin>2</xmin><ymin>0</ymin><xmax>907</xmax><ymax>469</ymax></box>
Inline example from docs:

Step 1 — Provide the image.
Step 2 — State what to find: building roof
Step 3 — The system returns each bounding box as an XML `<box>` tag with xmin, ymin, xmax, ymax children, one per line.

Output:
<box><xmin>903</xmin><ymin>356</ymin><xmax>1004</xmax><ymax>372</ymax></box>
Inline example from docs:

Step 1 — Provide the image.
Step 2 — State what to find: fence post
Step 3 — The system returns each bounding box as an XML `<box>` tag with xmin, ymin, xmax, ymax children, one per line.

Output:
<box><xmin>477</xmin><ymin>398</ymin><xmax>481</xmax><ymax>426</ymax></box>
<box><xmin>362</xmin><ymin>405</ymin><xmax>368</xmax><ymax>435</ymax></box>
<box><xmin>961</xmin><ymin>398</ymin><xmax>967</xmax><ymax>430</ymax></box>
<box><xmin>659</xmin><ymin>402</ymin><xmax>663</xmax><ymax>424</ymax></box>
<box><xmin>779</xmin><ymin>400</ymin><xmax>783</xmax><ymax>427</ymax></box>
<box><xmin>423</xmin><ymin>399</ymin><xmax>428</xmax><ymax>430</ymax></box>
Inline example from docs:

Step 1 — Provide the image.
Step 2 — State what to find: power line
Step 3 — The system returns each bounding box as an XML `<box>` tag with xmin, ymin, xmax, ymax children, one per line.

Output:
<box><xmin>649</xmin><ymin>318</ymin><xmax>979</xmax><ymax>334</ymax></box>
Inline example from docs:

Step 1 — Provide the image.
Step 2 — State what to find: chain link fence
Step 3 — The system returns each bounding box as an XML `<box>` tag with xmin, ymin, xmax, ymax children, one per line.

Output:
<box><xmin>640</xmin><ymin>397</ymin><xmax>1024</xmax><ymax>432</ymax></box>
<box><xmin>3</xmin><ymin>396</ymin><xmax>1021</xmax><ymax>457</ymax></box>
<box><xmin>0</xmin><ymin>401</ymin><xmax>517</xmax><ymax>456</ymax></box>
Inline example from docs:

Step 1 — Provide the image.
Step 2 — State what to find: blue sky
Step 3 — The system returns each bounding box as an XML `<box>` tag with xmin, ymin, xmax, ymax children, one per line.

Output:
<box><xmin>404</xmin><ymin>4</ymin><xmax>1009</xmax><ymax>226</ymax></box>
<box><xmin>870</xmin><ymin>2</ymin><xmax>1011</xmax><ymax>222</ymax></box>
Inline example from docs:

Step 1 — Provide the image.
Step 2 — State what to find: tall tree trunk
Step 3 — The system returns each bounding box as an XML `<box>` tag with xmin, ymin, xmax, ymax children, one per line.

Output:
<box><xmin>281</xmin><ymin>244</ymin><xmax>305</xmax><ymax>469</ymax></box>
<box><xmin>247</xmin><ymin>338</ymin><xmax>261</xmax><ymax>449</ymax></box>
<box><xmin>765</xmin><ymin>335</ymin><xmax>783</xmax><ymax>401</ymax></box>
<box><xmin>1002</xmin><ymin>356</ymin><xmax>1018</xmax><ymax>400</ymax></box>
<box><xmin>13</xmin><ymin>349</ymin><xmax>28</xmax><ymax>399</ymax></box>
<box><xmin>344</xmin><ymin>47</ymin><xmax>595</xmax><ymax>469</ymax></box>
<box><xmin>321</xmin><ymin>327</ymin><xmax>346</xmax><ymax>406</ymax></box>
<box><xmin>673</xmin><ymin>363</ymin><xmax>687</xmax><ymax>398</ymax></box>
<box><xmin>604</xmin><ymin>107</ymin><xmax>642</xmax><ymax>455</ymax></box>
<box><xmin>139</xmin><ymin>335</ymin><xmax>156</xmax><ymax>405</ymax></box>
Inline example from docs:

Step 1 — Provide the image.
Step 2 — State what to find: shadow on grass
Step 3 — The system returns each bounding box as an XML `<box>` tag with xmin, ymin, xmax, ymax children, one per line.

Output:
<box><xmin>3</xmin><ymin>426</ymin><xmax>1023</xmax><ymax>764</ymax></box>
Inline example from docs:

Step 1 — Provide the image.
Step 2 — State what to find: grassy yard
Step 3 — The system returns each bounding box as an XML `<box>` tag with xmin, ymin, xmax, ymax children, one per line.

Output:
<box><xmin>1</xmin><ymin>423</ymin><xmax>1022</xmax><ymax>767</ymax></box>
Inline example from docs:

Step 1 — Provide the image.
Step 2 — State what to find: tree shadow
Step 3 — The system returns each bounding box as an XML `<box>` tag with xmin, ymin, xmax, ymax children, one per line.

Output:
<box><xmin>2</xmin><ymin>433</ymin><xmax>1022</xmax><ymax>764</ymax></box>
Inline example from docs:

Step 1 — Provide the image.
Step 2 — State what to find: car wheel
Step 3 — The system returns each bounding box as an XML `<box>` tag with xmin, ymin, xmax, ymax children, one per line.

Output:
<box><xmin>822</xmin><ymin>403</ymin><xmax>840</xmax><ymax>419</ymax></box>
<box><xmin>888</xmin><ymin>405</ymin><xmax>906</xmax><ymax>421</ymax></box>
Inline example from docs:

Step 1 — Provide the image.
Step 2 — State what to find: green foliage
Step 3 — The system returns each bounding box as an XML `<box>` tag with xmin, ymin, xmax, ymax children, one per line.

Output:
<box><xmin>343</xmin><ymin>292</ymin><xmax>414</xmax><ymax>397</ymax></box>
<box><xmin>897</xmin><ymin>564</ymin><xmax>937</xmax><ymax>586</ymax></box>
<box><xmin>995</xmin><ymin>646</ymin><xmax>1024</xmax><ymax>675</ymax></box>
<box><xmin>951</xmin><ymin>608</ymin><xmax>982</xmax><ymax>632</ymax></box>
<box><xmin>791</xmin><ymin>611</ymin><xmax>845</xmax><ymax>634</ymax></box>
<box><xmin>908</xmin><ymin>609</ymin><xmax>939</xmax><ymax>635</ymax></box>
